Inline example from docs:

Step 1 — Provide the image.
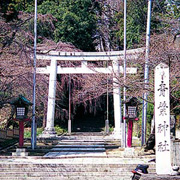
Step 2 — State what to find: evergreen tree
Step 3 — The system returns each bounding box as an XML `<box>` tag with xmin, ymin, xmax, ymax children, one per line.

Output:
<box><xmin>25</xmin><ymin>0</ymin><xmax>97</xmax><ymax>51</ymax></box>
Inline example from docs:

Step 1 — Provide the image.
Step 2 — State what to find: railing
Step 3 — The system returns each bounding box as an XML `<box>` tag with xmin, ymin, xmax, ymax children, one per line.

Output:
<box><xmin>0</xmin><ymin>128</ymin><xmax>19</xmax><ymax>141</ymax></box>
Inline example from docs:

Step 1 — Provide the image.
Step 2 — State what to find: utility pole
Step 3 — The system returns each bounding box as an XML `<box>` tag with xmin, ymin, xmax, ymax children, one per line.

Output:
<box><xmin>122</xmin><ymin>0</ymin><xmax>127</xmax><ymax>148</ymax></box>
<box><xmin>142</xmin><ymin>0</ymin><xmax>152</xmax><ymax>146</ymax></box>
<box><xmin>68</xmin><ymin>74</ymin><xmax>71</xmax><ymax>134</ymax></box>
<box><xmin>31</xmin><ymin>0</ymin><xmax>37</xmax><ymax>150</ymax></box>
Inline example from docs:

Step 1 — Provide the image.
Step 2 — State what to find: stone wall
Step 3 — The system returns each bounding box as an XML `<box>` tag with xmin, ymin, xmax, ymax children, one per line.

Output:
<box><xmin>0</xmin><ymin>128</ymin><xmax>19</xmax><ymax>141</ymax></box>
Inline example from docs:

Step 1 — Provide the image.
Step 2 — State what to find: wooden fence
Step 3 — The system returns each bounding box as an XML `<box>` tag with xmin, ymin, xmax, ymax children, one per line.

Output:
<box><xmin>0</xmin><ymin>128</ymin><xmax>19</xmax><ymax>141</ymax></box>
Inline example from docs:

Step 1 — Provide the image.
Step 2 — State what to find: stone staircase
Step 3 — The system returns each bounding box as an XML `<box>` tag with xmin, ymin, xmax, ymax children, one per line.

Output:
<box><xmin>44</xmin><ymin>133</ymin><xmax>107</xmax><ymax>158</ymax></box>
<box><xmin>0</xmin><ymin>133</ymin><xmax>156</xmax><ymax>180</ymax></box>
<box><xmin>0</xmin><ymin>159</ymin><xmax>156</xmax><ymax>180</ymax></box>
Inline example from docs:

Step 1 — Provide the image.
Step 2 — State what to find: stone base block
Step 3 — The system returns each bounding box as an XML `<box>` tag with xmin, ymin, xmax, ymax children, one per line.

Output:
<box><xmin>111</xmin><ymin>129</ymin><xmax>121</xmax><ymax>140</ymax></box>
<box><xmin>39</xmin><ymin>128</ymin><xmax>57</xmax><ymax>138</ymax></box>
<box><xmin>123</xmin><ymin>147</ymin><xmax>144</xmax><ymax>157</ymax></box>
<box><xmin>12</xmin><ymin>148</ymin><xmax>29</xmax><ymax>156</ymax></box>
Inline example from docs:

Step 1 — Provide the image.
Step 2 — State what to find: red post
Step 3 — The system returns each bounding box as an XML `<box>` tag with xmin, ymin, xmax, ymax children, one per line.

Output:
<box><xmin>127</xmin><ymin>120</ymin><xmax>133</xmax><ymax>147</ymax></box>
<box><xmin>19</xmin><ymin>121</ymin><xmax>24</xmax><ymax>147</ymax></box>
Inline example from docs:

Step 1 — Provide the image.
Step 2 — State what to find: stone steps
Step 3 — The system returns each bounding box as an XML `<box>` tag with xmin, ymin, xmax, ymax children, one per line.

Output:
<box><xmin>0</xmin><ymin>167</ymin><xmax>155</xmax><ymax>173</ymax></box>
<box><xmin>0</xmin><ymin>171</ymin><xmax>132</xmax><ymax>175</ymax></box>
<box><xmin>50</xmin><ymin>147</ymin><xmax>105</xmax><ymax>152</ymax></box>
<box><xmin>0</xmin><ymin>163</ymin><xmax>155</xmax><ymax>170</ymax></box>
<box><xmin>0</xmin><ymin>133</ymin><xmax>156</xmax><ymax>179</ymax></box>
<box><xmin>141</xmin><ymin>173</ymin><xmax>180</xmax><ymax>180</ymax></box>
<box><xmin>0</xmin><ymin>171</ymin><xmax>133</xmax><ymax>180</ymax></box>
<box><xmin>0</xmin><ymin>176</ymin><xmax>132</xmax><ymax>180</ymax></box>
<box><xmin>0</xmin><ymin>160</ymin><xmax>156</xmax><ymax>179</ymax></box>
<box><xmin>44</xmin><ymin>136</ymin><xmax>109</xmax><ymax>157</ymax></box>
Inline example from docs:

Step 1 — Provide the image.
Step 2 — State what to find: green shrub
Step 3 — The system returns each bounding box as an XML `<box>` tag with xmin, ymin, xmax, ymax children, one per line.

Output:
<box><xmin>24</xmin><ymin>127</ymin><xmax>43</xmax><ymax>138</ymax></box>
<box><xmin>55</xmin><ymin>125</ymin><xmax>67</xmax><ymax>135</ymax></box>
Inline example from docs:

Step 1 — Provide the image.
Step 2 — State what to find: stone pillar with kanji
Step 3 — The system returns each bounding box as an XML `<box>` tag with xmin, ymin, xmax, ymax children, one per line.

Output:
<box><xmin>155</xmin><ymin>63</ymin><xmax>171</xmax><ymax>174</ymax></box>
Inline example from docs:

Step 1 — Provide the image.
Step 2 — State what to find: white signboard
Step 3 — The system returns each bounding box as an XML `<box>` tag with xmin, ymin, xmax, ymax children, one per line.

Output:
<box><xmin>155</xmin><ymin>63</ymin><xmax>171</xmax><ymax>174</ymax></box>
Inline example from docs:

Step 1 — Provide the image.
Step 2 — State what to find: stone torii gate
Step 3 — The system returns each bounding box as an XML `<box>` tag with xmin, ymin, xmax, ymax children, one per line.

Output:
<box><xmin>36</xmin><ymin>48</ymin><xmax>144</xmax><ymax>139</ymax></box>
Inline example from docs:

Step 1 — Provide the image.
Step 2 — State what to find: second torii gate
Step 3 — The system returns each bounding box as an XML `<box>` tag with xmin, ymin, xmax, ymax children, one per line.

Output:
<box><xmin>36</xmin><ymin>48</ymin><xmax>144</xmax><ymax>139</ymax></box>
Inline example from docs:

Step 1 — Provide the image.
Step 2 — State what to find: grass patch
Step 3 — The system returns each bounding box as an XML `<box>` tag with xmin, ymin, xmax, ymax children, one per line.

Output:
<box><xmin>24</xmin><ymin>128</ymin><xmax>43</xmax><ymax>138</ymax></box>
<box><xmin>24</xmin><ymin>126</ymin><xmax>67</xmax><ymax>138</ymax></box>
<box><xmin>55</xmin><ymin>125</ymin><xmax>67</xmax><ymax>134</ymax></box>
<box><xmin>101</xmin><ymin>125</ymin><xmax>114</xmax><ymax>133</ymax></box>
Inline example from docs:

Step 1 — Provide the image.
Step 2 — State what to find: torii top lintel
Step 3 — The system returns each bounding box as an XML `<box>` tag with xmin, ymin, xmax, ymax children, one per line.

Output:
<box><xmin>36</xmin><ymin>47</ymin><xmax>144</xmax><ymax>61</ymax></box>
<box><xmin>36</xmin><ymin>47</ymin><xmax>144</xmax><ymax>74</ymax></box>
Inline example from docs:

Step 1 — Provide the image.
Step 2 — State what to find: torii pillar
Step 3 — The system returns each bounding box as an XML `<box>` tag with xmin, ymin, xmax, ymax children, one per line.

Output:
<box><xmin>112</xmin><ymin>58</ymin><xmax>122</xmax><ymax>139</ymax></box>
<box><xmin>41</xmin><ymin>58</ymin><xmax>57</xmax><ymax>137</ymax></box>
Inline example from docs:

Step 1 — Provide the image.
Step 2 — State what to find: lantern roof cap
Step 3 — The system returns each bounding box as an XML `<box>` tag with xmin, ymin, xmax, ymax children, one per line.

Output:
<box><xmin>10</xmin><ymin>95</ymin><xmax>33</xmax><ymax>106</ymax></box>
<box><xmin>123</xmin><ymin>97</ymin><xmax>142</xmax><ymax>106</ymax></box>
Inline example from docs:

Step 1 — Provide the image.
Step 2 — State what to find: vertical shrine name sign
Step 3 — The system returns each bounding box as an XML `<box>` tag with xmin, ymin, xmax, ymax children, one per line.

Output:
<box><xmin>155</xmin><ymin>63</ymin><xmax>171</xmax><ymax>174</ymax></box>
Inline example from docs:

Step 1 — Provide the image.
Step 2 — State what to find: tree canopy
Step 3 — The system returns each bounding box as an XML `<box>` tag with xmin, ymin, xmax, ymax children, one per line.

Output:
<box><xmin>0</xmin><ymin>0</ymin><xmax>180</xmax><ymax>132</ymax></box>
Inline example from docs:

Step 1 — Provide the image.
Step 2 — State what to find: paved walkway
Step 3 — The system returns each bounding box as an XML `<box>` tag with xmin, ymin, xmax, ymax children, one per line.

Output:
<box><xmin>43</xmin><ymin>132</ymin><xmax>126</xmax><ymax>158</ymax></box>
<box><xmin>44</xmin><ymin>137</ymin><xmax>107</xmax><ymax>157</ymax></box>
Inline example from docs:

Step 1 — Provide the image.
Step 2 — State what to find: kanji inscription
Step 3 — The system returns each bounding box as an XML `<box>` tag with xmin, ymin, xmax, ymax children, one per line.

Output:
<box><xmin>155</xmin><ymin>63</ymin><xmax>171</xmax><ymax>174</ymax></box>
<box><xmin>158</xmin><ymin>101</ymin><xmax>168</xmax><ymax>116</ymax></box>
